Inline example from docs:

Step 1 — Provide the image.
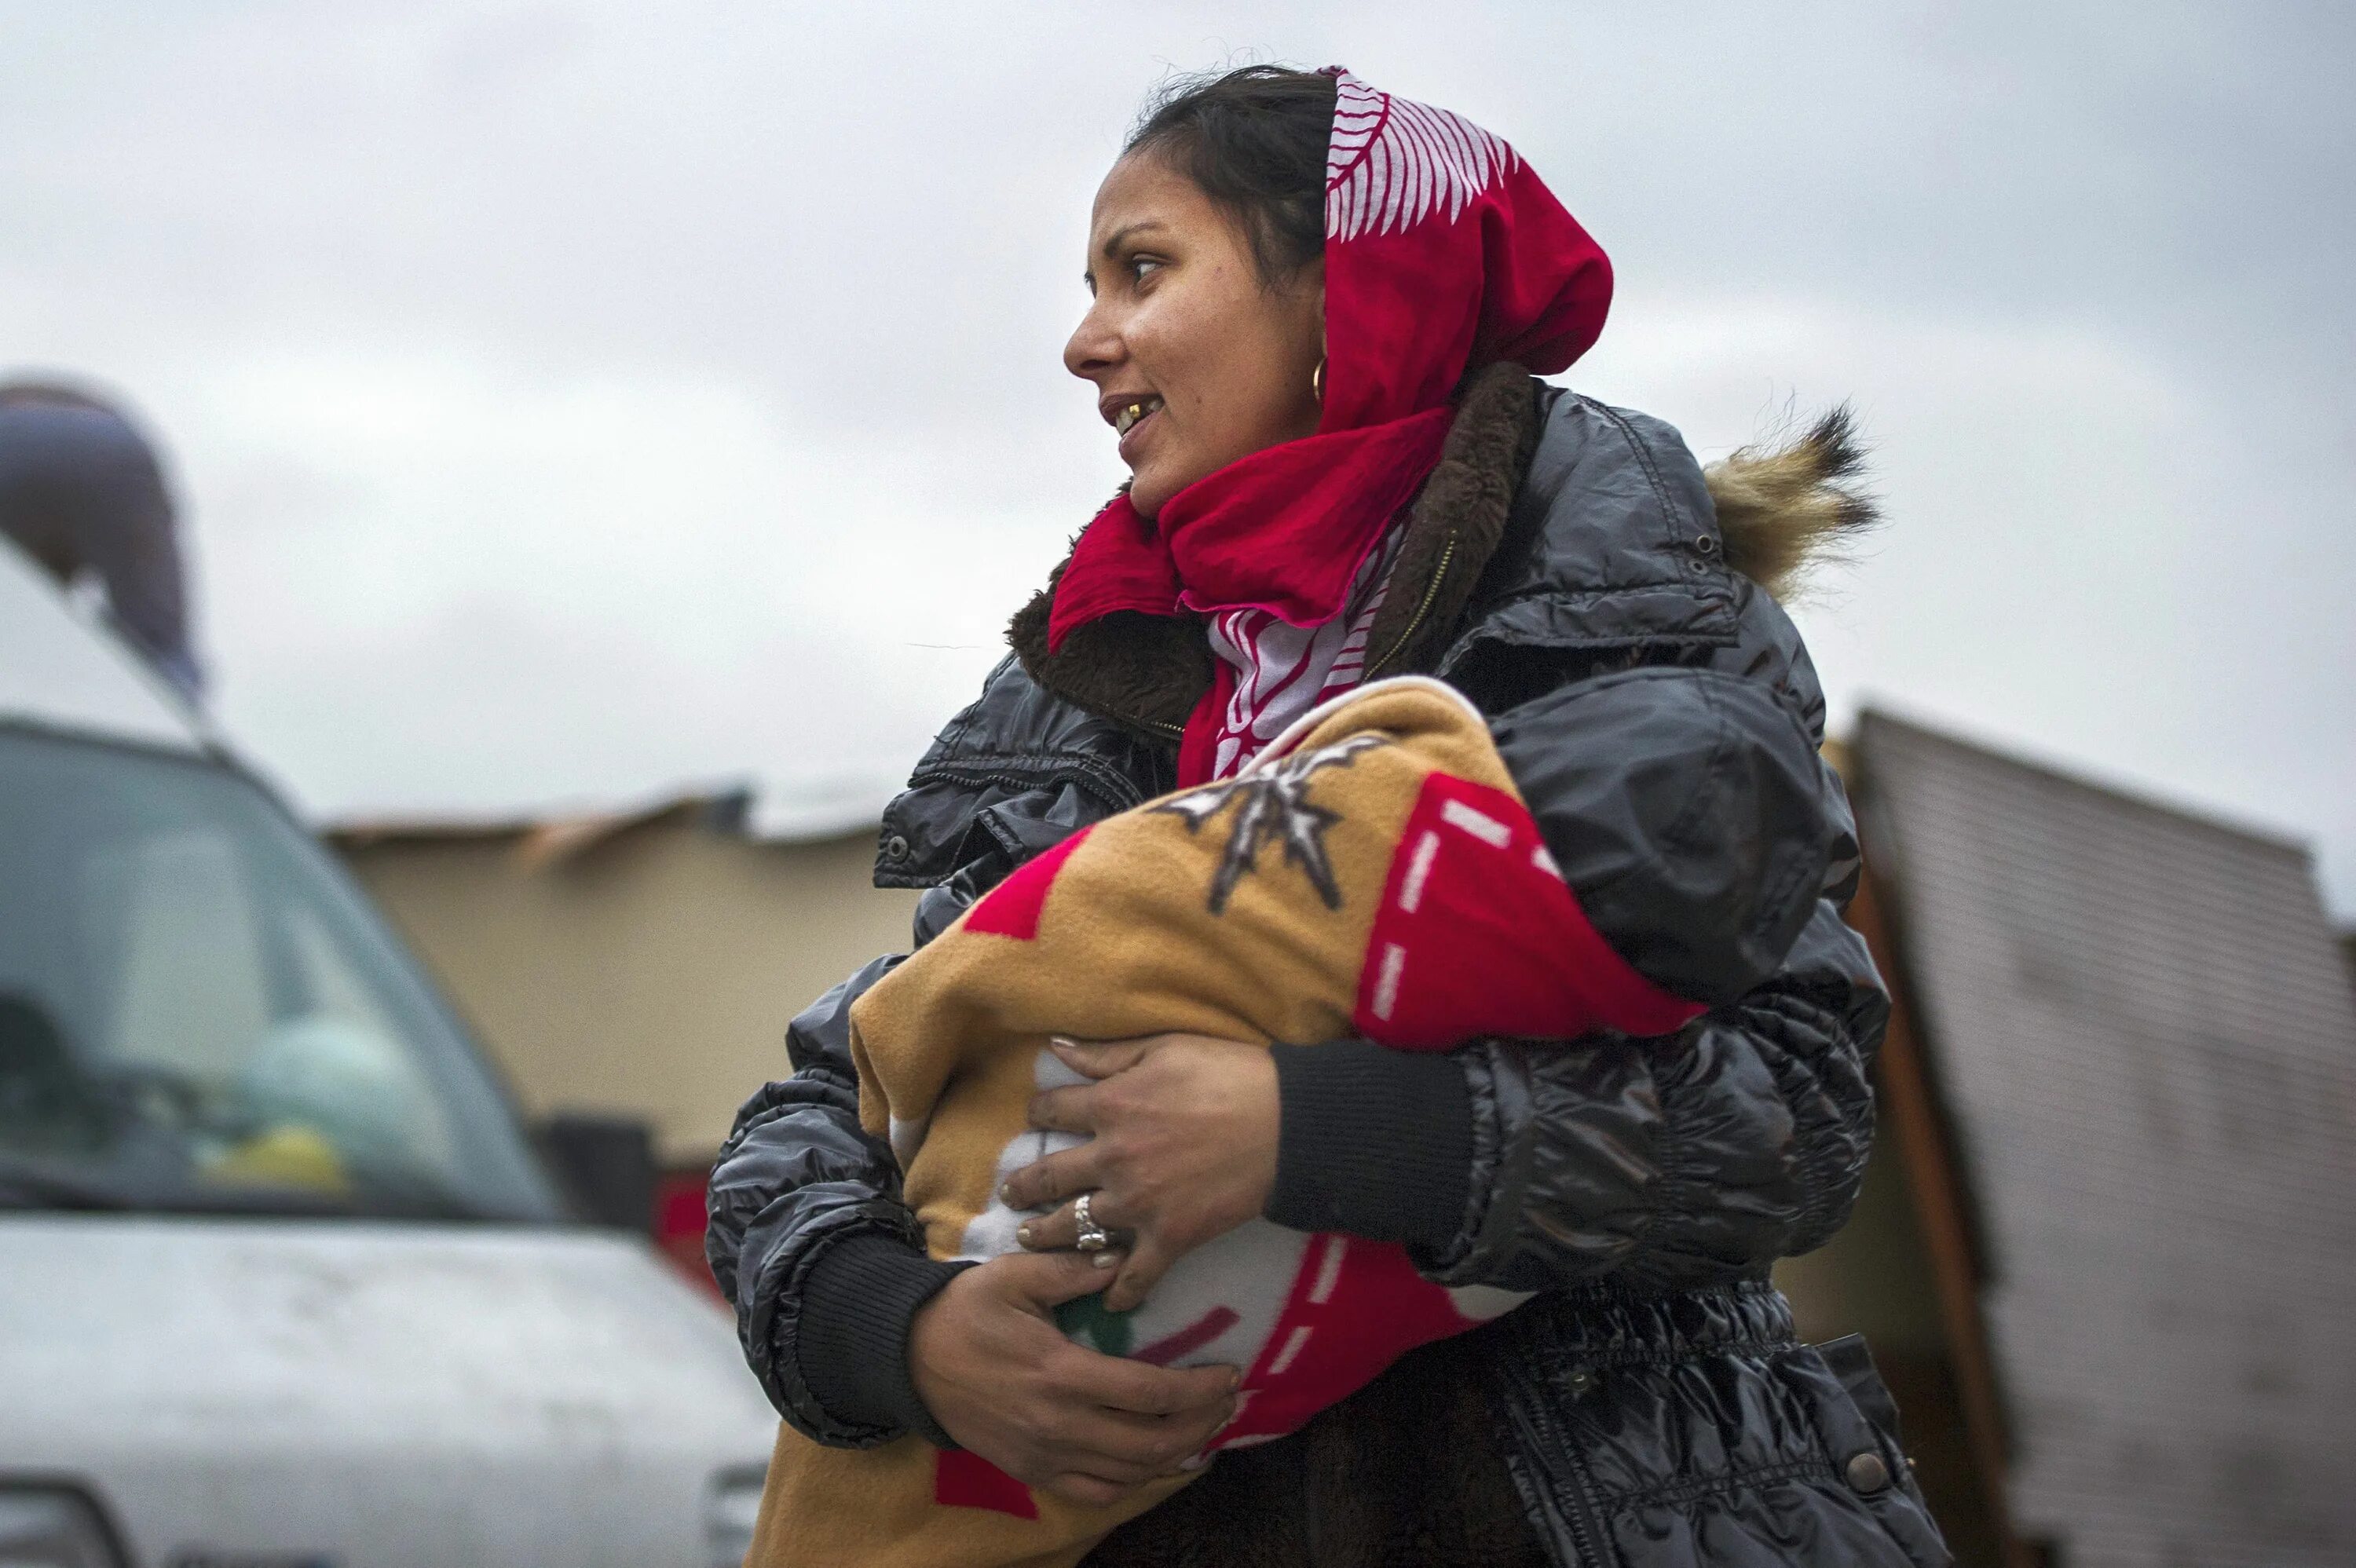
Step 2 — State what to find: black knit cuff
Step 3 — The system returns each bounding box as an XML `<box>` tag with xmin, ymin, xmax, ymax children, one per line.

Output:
<box><xmin>793</xmin><ymin>1232</ymin><xmax>971</xmax><ymax>1447</ymax></box>
<box><xmin>1264</xmin><ymin>1040</ymin><xmax>1474</xmax><ymax>1252</ymax></box>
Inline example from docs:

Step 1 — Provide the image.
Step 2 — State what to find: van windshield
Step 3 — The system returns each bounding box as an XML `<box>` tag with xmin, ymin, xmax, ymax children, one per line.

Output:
<box><xmin>0</xmin><ymin>726</ymin><xmax>560</xmax><ymax>1221</ymax></box>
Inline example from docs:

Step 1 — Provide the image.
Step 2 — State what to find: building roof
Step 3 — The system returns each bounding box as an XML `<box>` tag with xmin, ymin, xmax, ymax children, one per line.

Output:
<box><xmin>327</xmin><ymin>783</ymin><xmax>884</xmax><ymax>868</ymax></box>
<box><xmin>1853</xmin><ymin>709</ymin><xmax>2356</xmax><ymax>1566</ymax></box>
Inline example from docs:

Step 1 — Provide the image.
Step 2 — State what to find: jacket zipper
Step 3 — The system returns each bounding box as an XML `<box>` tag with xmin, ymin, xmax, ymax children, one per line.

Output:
<box><xmin>1364</xmin><ymin>535</ymin><xmax>1456</xmax><ymax>678</ymax></box>
<box><xmin>1514</xmin><ymin>1358</ymin><xmax>1614</xmax><ymax>1568</ymax></box>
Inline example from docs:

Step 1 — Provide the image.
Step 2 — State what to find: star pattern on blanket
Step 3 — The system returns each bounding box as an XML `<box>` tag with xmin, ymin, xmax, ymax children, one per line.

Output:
<box><xmin>1154</xmin><ymin>735</ymin><xmax>1389</xmax><ymax>913</ymax></box>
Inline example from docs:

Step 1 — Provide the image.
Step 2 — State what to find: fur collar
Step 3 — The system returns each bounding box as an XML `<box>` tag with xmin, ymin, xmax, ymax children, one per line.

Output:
<box><xmin>1008</xmin><ymin>362</ymin><xmax>1542</xmax><ymax>740</ymax></box>
<box><xmin>1706</xmin><ymin>405</ymin><xmax>1876</xmax><ymax>601</ymax></box>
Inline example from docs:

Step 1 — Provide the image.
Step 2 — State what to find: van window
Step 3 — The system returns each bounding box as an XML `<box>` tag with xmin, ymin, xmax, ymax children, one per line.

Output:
<box><xmin>0</xmin><ymin>727</ymin><xmax>558</xmax><ymax>1220</ymax></box>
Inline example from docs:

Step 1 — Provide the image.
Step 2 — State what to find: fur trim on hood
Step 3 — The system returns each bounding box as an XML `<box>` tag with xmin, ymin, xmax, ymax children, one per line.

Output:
<box><xmin>1703</xmin><ymin>405</ymin><xmax>1879</xmax><ymax>602</ymax></box>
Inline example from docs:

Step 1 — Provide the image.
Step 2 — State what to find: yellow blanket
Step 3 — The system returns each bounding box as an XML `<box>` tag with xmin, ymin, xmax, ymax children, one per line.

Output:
<box><xmin>748</xmin><ymin>676</ymin><xmax>1701</xmax><ymax>1567</ymax></box>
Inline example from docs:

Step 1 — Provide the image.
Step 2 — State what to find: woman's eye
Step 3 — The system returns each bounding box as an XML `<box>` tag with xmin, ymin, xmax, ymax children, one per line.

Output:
<box><xmin>1130</xmin><ymin>256</ymin><xmax>1165</xmax><ymax>282</ymax></box>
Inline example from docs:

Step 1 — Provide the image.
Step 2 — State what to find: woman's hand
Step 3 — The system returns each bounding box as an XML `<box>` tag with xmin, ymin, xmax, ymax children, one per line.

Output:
<box><xmin>1002</xmin><ymin>1033</ymin><xmax>1279</xmax><ymax>1313</ymax></box>
<box><xmin>907</xmin><ymin>1249</ymin><xmax>1238</xmax><ymax>1506</ymax></box>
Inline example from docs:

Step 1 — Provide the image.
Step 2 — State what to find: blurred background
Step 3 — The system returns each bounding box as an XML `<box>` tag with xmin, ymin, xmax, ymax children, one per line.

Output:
<box><xmin>4</xmin><ymin>5</ymin><xmax>2353</xmax><ymax>1567</ymax></box>
<box><xmin>6</xmin><ymin>2</ymin><xmax>2351</xmax><ymax>889</ymax></box>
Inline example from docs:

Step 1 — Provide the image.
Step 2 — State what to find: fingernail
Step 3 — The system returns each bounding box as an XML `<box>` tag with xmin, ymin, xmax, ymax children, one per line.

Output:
<box><xmin>1227</xmin><ymin>1370</ymin><xmax>1242</xmax><ymax>1393</ymax></box>
<box><xmin>1180</xmin><ymin>1453</ymin><xmax>1209</xmax><ymax>1471</ymax></box>
<box><xmin>998</xmin><ymin>1183</ymin><xmax>1015</xmax><ymax>1204</ymax></box>
<box><xmin>1092</xmin><ymin>1251</ymin><xmax>1119</xmax><ymax>1270</ymax></box>
<box><xmin>1016</xmin><ymin>1224</ymin><xmax>1036</xmax><ymax>1246</ymax></box>
<box><xmin>1050</xmin><ymin>1035</ymin><xmax>1078</xmax><ymax>1051</ymax></box>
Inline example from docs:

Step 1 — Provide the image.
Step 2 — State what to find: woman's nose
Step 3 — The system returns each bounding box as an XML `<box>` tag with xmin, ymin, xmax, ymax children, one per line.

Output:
<box><xmin>1063</xmin><ymin>303</ymin><xmax>1121</xmax><ymax>382</ymax></box>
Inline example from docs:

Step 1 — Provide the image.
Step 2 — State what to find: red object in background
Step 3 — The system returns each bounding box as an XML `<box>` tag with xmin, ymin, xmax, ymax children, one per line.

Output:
<box><xmin>654</xmin><ymin>1168</ymin><xmax>723</xmax><ymax>1299</ymax></box>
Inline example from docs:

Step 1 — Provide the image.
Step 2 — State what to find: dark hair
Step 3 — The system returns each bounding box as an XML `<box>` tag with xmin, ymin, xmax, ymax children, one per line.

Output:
<box><xmin>1125</xmin><ymin>65</ymin><xmax>1336</xmax><ymax>290</ymax></box>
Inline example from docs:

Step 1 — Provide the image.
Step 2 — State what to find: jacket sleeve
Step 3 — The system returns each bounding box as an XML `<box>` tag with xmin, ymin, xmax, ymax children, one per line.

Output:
<box><xmin>1429</xmin><ymin>901</ymin><xmax>1882</xmax><ymax>1291</ymax></box>
<box><xmin>704</xmin><ymin>955</ymin><xmax>971</xmax><ymax>1448</ymax></box>
<box><xmin>1265</xmin><ymin>568</ymin><xmax>1888</xmax><ymax>1290</ymax></box>
<box><xmin>1268</xmin><ymin>894</ymin><xmax>1885</xmax><ymax>1294</ymax></box>
<box><xmin>1476</xmin><ymin>601</ymin><xmax>1839</xmax><ymax>1007</ymax></box>
<box><xmin>706</xmin><ymin>660</ymin><xmax>1161</xmax><ymax>1448</ymax></box>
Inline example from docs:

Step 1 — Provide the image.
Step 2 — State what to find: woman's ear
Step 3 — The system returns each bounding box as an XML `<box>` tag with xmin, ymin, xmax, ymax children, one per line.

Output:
<box><xmin>1297</xmin><ymin>261</ymin><xmax>1327</xmax><ymax>366</ymax></box>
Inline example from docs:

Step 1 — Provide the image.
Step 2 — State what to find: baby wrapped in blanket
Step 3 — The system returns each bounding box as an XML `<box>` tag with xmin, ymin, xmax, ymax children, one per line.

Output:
<box><xmin>746</xmin><ymin>676</ymin><xmax>1704</xmax><ymax>1568</ymax></box>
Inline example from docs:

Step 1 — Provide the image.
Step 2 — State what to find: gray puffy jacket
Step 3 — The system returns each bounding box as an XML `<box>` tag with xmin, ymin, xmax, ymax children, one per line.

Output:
<box><xmin>707</xmin><ymin>367</ymin><xmax>1950</xmax><ymax>1567</ymax></box>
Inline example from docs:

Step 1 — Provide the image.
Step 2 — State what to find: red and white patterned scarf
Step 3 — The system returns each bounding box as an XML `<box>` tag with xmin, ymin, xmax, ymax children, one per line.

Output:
<box><xmin>1047</xmin><ymin>69</ymin><xmax>1614</xmax><ymax>784</ymax></box>
<box><xmin>1202</xmin><ymin>524</ymin><xmax>1404</xmax><ymax>779</ymax></box>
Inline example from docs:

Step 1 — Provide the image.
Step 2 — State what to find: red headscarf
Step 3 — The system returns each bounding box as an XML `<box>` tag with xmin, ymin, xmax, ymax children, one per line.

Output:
<box><xmin>1048</xmin><ymin>69</ymin><xmax>1612</xmax><ymax>780</ymax></box>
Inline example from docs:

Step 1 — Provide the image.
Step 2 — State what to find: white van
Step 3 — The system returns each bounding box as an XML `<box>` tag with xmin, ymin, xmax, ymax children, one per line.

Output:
<box><xmin>0</xmin><ymin>541</ymin><xmax>776</xmax><ymax>1568</ymax></box>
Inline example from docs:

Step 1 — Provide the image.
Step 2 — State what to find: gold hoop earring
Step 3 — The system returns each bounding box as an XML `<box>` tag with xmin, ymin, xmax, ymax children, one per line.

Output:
<box><xmin>1312</xmin><ymin>359</ymin><xmax>1325</xmax><ymax>401</ymax></box>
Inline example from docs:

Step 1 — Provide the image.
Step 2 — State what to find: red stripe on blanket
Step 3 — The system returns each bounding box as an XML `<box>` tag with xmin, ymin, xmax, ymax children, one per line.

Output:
<box><xmin>934</xmin><ymin>1449</ymin><xmax>1038</xmax><ymax>1519</ymax></box>
<box><xmin>1215</xmin><ymin>1234</ymin><xmax>1476</xmax><ymax>1449</ymax></box>
<box><xmin>965</xmin><ymin>826</ymin><xmax>1095</xmax><ymax>941</ymax></box>
<box><xmin>1352</xmin><ymin>773</ymin><xmax>1705</xmax><ymax>1046</ymax></box>
<box><xmin>1133</xmin><ymin>1306</ymin><xmax>1241</xmax><ymax>1366</ymax></box>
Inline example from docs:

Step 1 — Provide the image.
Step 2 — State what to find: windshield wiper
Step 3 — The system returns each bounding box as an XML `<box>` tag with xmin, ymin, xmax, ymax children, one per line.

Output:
<box><xmin>0</xmin><ymin>1150</ymin><xmax>499</xmax><ymax>1220</ymax></box>
<box><xmin>0</xmin><ymin>1151</ymin><xmax>143</xmax><ymax>1210</ymax></box>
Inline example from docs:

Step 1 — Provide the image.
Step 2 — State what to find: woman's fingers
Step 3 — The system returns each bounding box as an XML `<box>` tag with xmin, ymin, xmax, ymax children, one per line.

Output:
<box><xmin>1103</xmin><ymin>1232</ymin><xmax>1181</xmax><ymax>1314</ymax></box>
<box><xmin>1050</xmin><ymin>1381</ymin><xmax>1234</xmax><ymax>1469</ymax></box>
<box><xmin>1026</xmin><ymin>1081</ymin><xmax>1100</xmax><ymax>1136</ymax></box>
<box><xmin>1014</xmin><ymin>1203</ymin><xmax>1075</xmax><ymax>1252</ymax></box>
<box><xmin>1008</xmin><ymin>1195</ymin><xmax>1176</xmax><ymax>1313</ymax></box>
<box><xmin>1041</xmin><ymin>1472</ymin><xmax>1136</xmax><ymax>1508</ymax></box>
<box><xmin>1081</xmin><ymin>1355</ymin><xmax>1239</xmax><ymax>1419</ymax></box>
<box><xmin>1001</xmin><ymin>1140</ymin><xmax>1103</xmax><ymax>1211</ymax></box>
<box><xmin>1049</xmin><ymin>1336</ymin><xmax>1237</xmax><ymax>1420</ymax></box>
<box><xmin>996</xmin><ymin>1245</ymin><xmax>1126</xmax><ymax>1309</ymax></box>
<box><xmin>911</xmin><ymin>1252</ymin><xmax>1231</xmax><ymax>1501</ymax></box>
<box><xmin>1013</xmin><ymin>1189</ymin><xmax>1136</xmax><ymax>1252</ymax></box>
<box><xmin>1047</xmin><ymin>1035</ymin><xmax>1156</xmax><ymax>1079</ymax></box>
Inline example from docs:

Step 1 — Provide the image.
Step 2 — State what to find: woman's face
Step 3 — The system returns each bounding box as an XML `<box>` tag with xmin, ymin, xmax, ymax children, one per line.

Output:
<box><xmin>1064</xmin><ymin>151</ymin><xmax>1326</xmax><ymax>521</ymax></box>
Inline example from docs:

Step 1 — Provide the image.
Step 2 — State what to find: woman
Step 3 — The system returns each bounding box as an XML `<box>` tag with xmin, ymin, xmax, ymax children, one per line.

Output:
<box><xmin>708</xmin><ymin>64</ymin><xmax>1950</xmax><ymax>1568</ymax></box>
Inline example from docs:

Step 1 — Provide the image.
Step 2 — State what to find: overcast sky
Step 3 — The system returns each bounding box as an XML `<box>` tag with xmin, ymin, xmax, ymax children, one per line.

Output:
<box><xmin>5</xmin><ymin>2</ymin><xmax>2351</xmax><ymax>911</ymax></box>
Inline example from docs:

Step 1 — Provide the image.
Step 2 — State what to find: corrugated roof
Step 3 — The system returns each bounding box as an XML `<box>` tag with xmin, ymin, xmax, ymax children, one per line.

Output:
<box><xmin>1854</xmin><ymin>710</ymin><xmax>2356</xmax><ymax>1566</ymax></box>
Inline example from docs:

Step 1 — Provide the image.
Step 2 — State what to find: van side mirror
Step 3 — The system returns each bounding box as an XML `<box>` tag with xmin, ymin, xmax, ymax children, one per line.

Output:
<box><xmin>535</xmin><ymin>1113</ymin><xmax>657</xmax><ymax>1234</ymax></box>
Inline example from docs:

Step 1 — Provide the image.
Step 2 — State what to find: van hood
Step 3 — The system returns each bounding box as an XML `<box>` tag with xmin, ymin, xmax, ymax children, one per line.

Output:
<box><xmin>0</xmin><ymin>1215</ymin><xmax>775</xmax><ymax>1568</ymax></box>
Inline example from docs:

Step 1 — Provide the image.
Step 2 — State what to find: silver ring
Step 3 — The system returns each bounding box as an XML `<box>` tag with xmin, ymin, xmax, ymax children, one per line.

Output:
<box><xmin>1073</xmin><ymin>1191</ymin><xmax>1111</xmax><ymax>1252</ymax></box>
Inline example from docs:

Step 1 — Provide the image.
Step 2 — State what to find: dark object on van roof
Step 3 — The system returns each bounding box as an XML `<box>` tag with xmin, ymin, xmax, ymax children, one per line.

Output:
<box><xmin>0</xmin><ymin>378</ymin><xmax>201</xmax><ymax>701</ymax></box>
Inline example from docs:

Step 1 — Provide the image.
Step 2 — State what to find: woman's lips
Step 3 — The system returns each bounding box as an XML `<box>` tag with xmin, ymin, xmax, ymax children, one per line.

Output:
<box><xmin>1116</xmin><ymin>400</ymin><xmax>1162</xmax><ymax>463</ymax></box>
